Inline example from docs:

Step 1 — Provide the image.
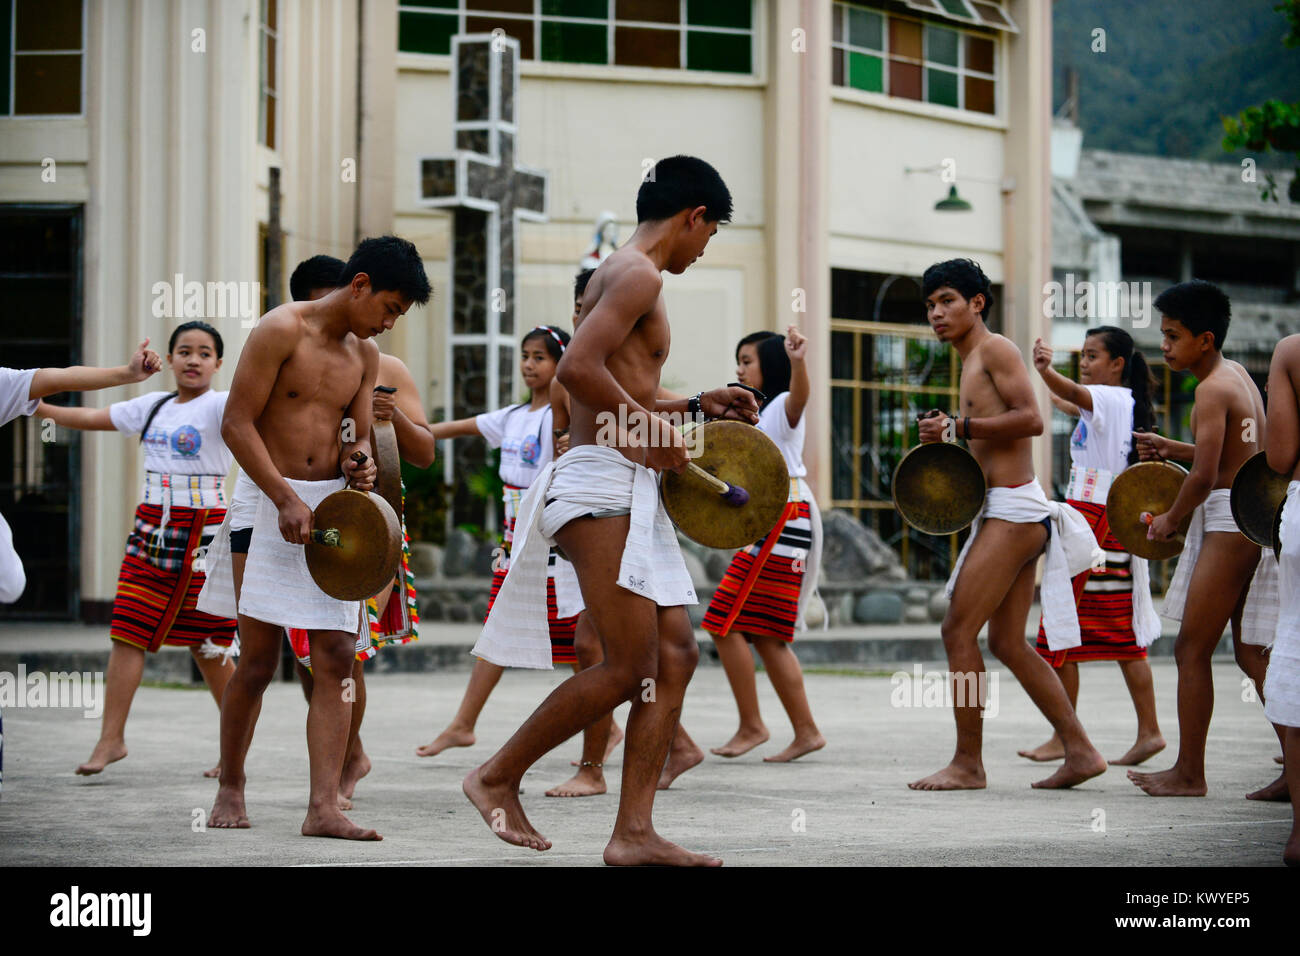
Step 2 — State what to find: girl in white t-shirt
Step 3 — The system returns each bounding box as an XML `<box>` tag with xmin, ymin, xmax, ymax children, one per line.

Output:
<box><xmin>38</xmin><ymin>322</ymin><xmax>237</xmax><ymax>777</ymax></box>
<box><xmin>417</xmin><ymin>324</ymin><xmax>581</xmax><ymax>758</ymax></box>
<box><xmin>702</xmin><ymin>326</ymin><xmax>826</xmax><ymax>763</ymax></box>
<box><xmin>1019</xmin><ymin>324</ymin><xmax>1166</xmax><ymax>767</ymax></box>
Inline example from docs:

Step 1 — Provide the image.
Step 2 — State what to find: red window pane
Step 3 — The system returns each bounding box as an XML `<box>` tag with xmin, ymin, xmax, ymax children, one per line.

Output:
<box><xmin>965</xmin><ymin>75</ymin><xmax>995</xmax><ymax>113</ymax></box>
<box><xmin>889</xmin><ymin>18</ymin><xmax>922</xmax><ymax>60</ymax></box>
<box><xmin>889</xmin><ymin>59</ymin><xmax>921</xmax><ymax>100</ymax></box>
<box><xmin>15</xmin><ymin>0</ymin><xmax>81</xmax><ymax>50</ymax></box>
<box><xmin>616</xmin><ymin>0</ymin><xmax>680</xmax><ymax>23</ymax></box>
<box><xmin>966</xmin><ymin>35</ymin><xmax>994</xmax><ymax>74</ymax></box>
<box><xmin>468</xmin><ymin>0</ymin><xmax>532</xmax><ymax>12</ymax></box>
<box><xmin>615</xmin><ymin>26</ymin><xmax>679</xmax><ymax>68</ymax></box>
<box><xmin>15</xmin><ymin>54</ymin><xmax>81</xmax><ymax>114</ymax></box>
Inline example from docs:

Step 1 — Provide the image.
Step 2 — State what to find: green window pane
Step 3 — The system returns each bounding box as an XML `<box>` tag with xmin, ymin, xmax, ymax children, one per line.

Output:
<box><xmin>927</xmin><ymin>68</ymin><xmax>958</xmax><ymax>107</ymax></box>
<box><xmin>0</xmin><ymin>0</ymin><xmax>11</xmax><ymax>115</ymax></box>
<box><xmin>686</xmin><ymin>30</ymin><xmax>751</xmax><ymax>72</ymax></box>
<box><xmin>686</xmin><ymin>0</ymin><xmax>751</xmax><ymax>29</ymax></box>
<box><xmin>399</xmin><ymin>10</ymin><xmax>457</xmax><ymax>53</ymax></box>
<box><xmin>847</xmin><ymin>7</ymin><xmax>881</xmax><ymax>50</ymax></box>
<box><xmin>542</xmin><ymin>21</ymin><xmax>608</xmax><ymax>64</ymax></box>
<box><xmin>401</xmin><ymin>0</ymin><xmax>457</xmax><ymax>8</ymax></box>
<box><xmin>848</xmin><ymin>52</ymin><xmax>882</xmax><ymax>92</ymax></box>
<box><xmin>543</xmin><ymin>0</ymin><xmax>607</xmax><ymax>17</ymax></box>
<box><xmin>937</xmin><ymin>0</ymin><xmax>973</xmax><ymax>17</ymax></box>
<box><xmin>926</xmin><ymin>25</ymin><xmax>958</xmax><ymax>66</ymax></box>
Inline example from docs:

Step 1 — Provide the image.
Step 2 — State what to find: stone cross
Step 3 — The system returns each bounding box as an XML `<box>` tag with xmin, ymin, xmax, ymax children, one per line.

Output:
<box><xmin>419</xmin><ymin>33</ymin><xmax>548</xmax><ymax>527</ymax></box>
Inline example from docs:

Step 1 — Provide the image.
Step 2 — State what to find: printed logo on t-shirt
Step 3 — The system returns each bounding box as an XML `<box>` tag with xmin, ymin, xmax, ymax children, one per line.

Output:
<box><xmin>519</xmin><ymin>433</ymin><xmax>541</xmax><ymax>466</ymax></box>
<box><xmin>170</xmin><ymin>425</ymin><xmax>202</xmax><ymax>457</ymax></box>
<box><xmin>1071</xmin><ymin>420</ymin><xmax>1087</xmax><ymax>450</ymax></box>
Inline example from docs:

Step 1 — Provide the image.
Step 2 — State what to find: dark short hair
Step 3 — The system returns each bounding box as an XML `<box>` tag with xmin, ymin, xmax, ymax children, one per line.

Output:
<box><xmin>168</xmin><ymin>321</ymin><xmax>223</xmax><ymax>359</ymax></box>
<box><xmin>636</xmin><ymin>155</ymin><xmax>733</xmax><ymax>224</ymax></box>
<box><xmin>1153</xmin><ymin>279</ymin><xmax>1231</xmax><ymax>351</ymax></box>
<box><xmin>289</xmin><ymin>255</ymin><xmax>345</xmax><ymax>302</ymax></box>
<box><xmin>574</xmin><ymin>268</ymin><xmax>595</xmax><ymax>302</ymax></box>
<box><xmin>735</xmin><ymin>330</ymin><xmax>788</xmax><ymax>410</ymax></box>
<box><xmin>340</xmin><ymin>236</ymin><xmax>432</xmax><ymax>306</ymax></box>
<box><xmin>921</xmin><ymin>258</ymin><xmax>994</xmax><ymax>320</ymax></box>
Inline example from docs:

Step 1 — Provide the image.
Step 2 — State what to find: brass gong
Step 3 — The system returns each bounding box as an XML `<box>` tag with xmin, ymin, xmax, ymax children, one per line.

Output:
<box><xmin>1106</xmin><ymin>461</ymin><xmax>1191</xmax><ymax>561</ymax></box>
<box><xmin>660</xmin><ymin>420</ymin><xmax>788</xmax><ymax>550</ymax></box>
<box><xmin>1230</xmin><ymin>451</ymin><xmax>1289</xmax><ymax>548</ymax></box>
<box><xmin>892</xmin><ymin>442</ymin><xmax>986</xmax><ymax>535</ymax></box>
<box><xmin>305</xmin><ymin>489</ymin><xmax>402</xmax><ymax>601</ymax></box>
<box><xmin>372</xmin><ymin>420</ymin><xmax>404</xmax><ymax>520</ymax></box>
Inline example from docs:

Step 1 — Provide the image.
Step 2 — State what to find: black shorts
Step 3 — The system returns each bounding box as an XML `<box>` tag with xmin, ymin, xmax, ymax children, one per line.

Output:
<box><xmin>229</xmin><ymin>527</ymin><xmax>252</xmax><ymax>554</ymax></box>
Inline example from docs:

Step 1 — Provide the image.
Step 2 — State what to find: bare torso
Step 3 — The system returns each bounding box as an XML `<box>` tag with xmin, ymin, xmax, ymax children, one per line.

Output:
<box><xmin>960</xmin><ymin>334</ymin><xmax>1036</xmax><ymax>488</ymax></box>
<box><xmin>1193</xmin><ymin>359</ymin><xmax>1264</xmax><ymax>489</ymax></box>
<box><xmin>257</xmin><ymin>306</ymin><xmax>370</xmax><ymax>480</ymax></box>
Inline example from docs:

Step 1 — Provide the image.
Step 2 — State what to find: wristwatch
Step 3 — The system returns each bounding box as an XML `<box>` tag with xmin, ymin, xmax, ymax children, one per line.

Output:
<box><xmin>687</xmin><ymin>391</ymin><xmax>703</xmax><ymax>418</ymax></box>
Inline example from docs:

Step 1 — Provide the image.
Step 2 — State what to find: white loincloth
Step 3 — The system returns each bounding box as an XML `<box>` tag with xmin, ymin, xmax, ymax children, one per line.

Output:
<box><xmin>472</xmin><ymin>445</ymin><xmax>697</xmax><ymax>669</ymax></box>
<box><xmin>552</xmin><ymin>552</ymin><xmax>584</xmax><ymax>619</ymax></box>
<box><xmin>195</xmin><ymin>471</ymin><xmax>258</xmax><ymax>619</ymax></box>
<box><xmin>199</xmin><ymin>475</ymin><xmax>361</xmax><ymax>632</ymax></box>
<box><xmin>1264</xmin><ymin>482</ymin><xmax>1300</xmax><ymax>727</ymax></box>
<box><xmin>1161</xmin><ymin>487</ymin><xmax>1279</xmax><ymax>646</ymax></box>
<box><xmin>945</xmin><ymin>480</ymin><xmax>1103</xmax><ymax>652</ymax></box>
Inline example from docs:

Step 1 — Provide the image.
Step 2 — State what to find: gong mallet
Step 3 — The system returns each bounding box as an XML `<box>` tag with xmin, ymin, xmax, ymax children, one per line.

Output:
<box><xmin>1140</xmin><ymin>510</ymin><xmax>1185</xmax><ymax>545</ymax></box>
<box><xmin>310</xmin><ymin>450</ymin><xmax>369</xmax><ymax>548</ymax></box>
<box><xmin>685</xmin><ymin>462</ymin><xmax>749</xmax><ymax>507</ymax></box>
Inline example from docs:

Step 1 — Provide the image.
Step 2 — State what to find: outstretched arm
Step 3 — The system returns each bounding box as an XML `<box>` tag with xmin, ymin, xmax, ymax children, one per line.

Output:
<box><xmin>34</xmin><ymin>401</ymin><xmax>116</xmax><ymax>431</ymax></box>
<box><xmin>1031</xmin><ymin>337</ymin><xmax>1092</xmax><ymax>413</ymax></box>
<box><xmin>429</xmin><ymin>417</ymin><xmax>483</xmax><ymax>440</ymax></box>
<box><xmin>28</xmin><ymin>339</ymin><xmax>162</xmax><ymax>399</ymax></box>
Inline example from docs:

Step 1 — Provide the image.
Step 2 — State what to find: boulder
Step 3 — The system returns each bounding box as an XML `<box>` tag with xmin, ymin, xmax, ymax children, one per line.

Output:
<box><xmin>854</xmin><ymin>590</ymin><xmax>903</xmax><ymax>625</ymax></box>
<box><xmin>442</xmin><ymin>529</ymin><xmax>479</xmax><ymax>578</ymax></box>
<box><xmin>705</xmin><ymin>550</ymin><xmax>737</xmax><ymax>582</ymax></box>
<box><xmin>472</xmin><ymin>542</ymin><xmax>498</xmax><ymax>577</ymax></box>
<box><xmin>408</xmin><ymin>542</ymin><xmax>441</xmax><ymax>580</ymax></box>
<box><xmin>903</xmin><ymin>604</ymin><xmax>929</xmax><ymax>624</ymax></box>
<box><xmin>820</xmin><ymin>510</ymin><xmax>906</xmax><ymax>582</ymax></box>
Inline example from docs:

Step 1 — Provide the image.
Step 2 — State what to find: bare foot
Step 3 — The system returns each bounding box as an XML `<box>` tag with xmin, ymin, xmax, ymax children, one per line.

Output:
<box><xmin>337</xmin><ymin>794</ymin><xmax>353</xmax><ymax>811</ymax></box>
<box><xmin>340</xmin><ymin>750</ymin><xmax>371</xmax><ymax>801</ymax></box>
<box><xmin>1245</xmin><ymin>773</ymin><xmax>1290</xmax><ymax>802</ymax></box>
<box><xmin>416</xmin><ymin>727</ymin><xmax>475</xmax><ymax>757</ymax></box>
<box><xmin>463</xmin><ymin>765</ymin><xmax>551</xmax><ymax>851</ymax></box>
<box><xmin>658</xmin><ymin>740</ymin><xmax>705</xmax><ymax>790</ymax></box>
<box><xmin>1031</xmin><ymin>748</ymin><xmax>1108</xmax><ymax>789</ymax></box>
<box><xmin>709</xmin><ymin>726</ymin><xmax>769</xmax><ymax>758</ymax></box>
<box><xmin>203</xmin><ymin>762</ymin><xmax>221</xmax><ymax>778</ymax></box>
<box><xmin>75</xmin><ymin>741</ymin><xmax>127</xmax><ymax>776</ymax></box>
<box><xmin>301</xmin><ymin>805</ymin><xmax>381</xmax><ymax>841</ymax></box>
<box><xmin>1127</xmin><ymin>765</ymin><xmax>1208</xmax><ymax>797</ymax></box>
<box><xmin>604</xmin><ymin>831</ymin><xmax>722</xmax><ymax>867</ymax></box>
<box><xmin>1016</xmin><ymin>736</ymin><xmax>1065</xmax><ymax>762</ymax></box>
<box><xmin>571</xmin><ymin>722</ymin><xmax>625</xmax><ymax>766</ymax></box>
<box><xmin>1286</xmin><ymin>830</ymin><xmax>1300</xmax><ymax>867</ymax></box>
<box><xmin>908</xmin><ymin>762</ymin><xmax>986</xmax><ymax>791</ymax></box>
<box><xmin>763</xmin><ymin>733</ymin><xmax>826</xmax><ymax>763</ymax></box>
<box><xmin>545</xmin><ymin>767</ymin><xmax>607</xmax><ymax>798</ymax></box>
<box><xmin>208</xmin><ymin>786</ymin><xmax>250</xmax><ymax>829</ymax></box>
<box><xmin>1108</xmin><ymin>735</ymin><xmax>1166</xmax><ymax>767</ymax></box>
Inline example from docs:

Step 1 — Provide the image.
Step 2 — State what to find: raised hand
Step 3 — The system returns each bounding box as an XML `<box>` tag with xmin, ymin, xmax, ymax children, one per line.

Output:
<box><xmin>785</xmin><ymin>324</ymin><xmax>808</xmax><ymax>362</ymax></box>
<box><xmin>127</xmin><ymin>338</ymin><xmax>163</xmax><ymax>382</ymax></box>
<box><xmin>1032</xmin><ymin>337</ymin><xmax>1053</xmax><ymax>373</ymax></box>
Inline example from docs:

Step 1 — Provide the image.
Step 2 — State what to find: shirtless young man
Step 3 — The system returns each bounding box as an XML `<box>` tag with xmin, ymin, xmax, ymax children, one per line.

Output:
<box><xmin>206</xmin><ymin>236</ymin><xmax>430</xmax><ymax>838</ymax></box>
<box><xmin>462</xmin><ymin>156</ymin><xmax>757</xmax><ymax>865</ymax></box>
<box><xmin>909</xmin><ymin>259</ymin><xmax>1107</xmax><ymax>792</ymax></box>
<box><xmin>1129</xmin><ymin>280</ymin><xmax>1283</xmax><ymax>798</ymax></box>
<box><xmin>1261</xmin><ymin>333</ymin><xmax>1300</xmax><ymax>864</ymax></box>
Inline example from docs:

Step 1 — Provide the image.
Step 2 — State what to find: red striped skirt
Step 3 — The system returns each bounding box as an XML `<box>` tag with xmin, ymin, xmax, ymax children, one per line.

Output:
<box><xmin>110</xmin><ymin>503</ymin><xmax>237</xmax><ymax>653</ymax></box>
<box><xmin>702</xmin><ymin>500</ymin><xmax>811</xmax><ymax>644</ymax></box>
<box><xmin>486</xmin><ymin>566</ymin><xmax>578</xmax><ymax>665</ymax></box>
<box><xmin>1035</xmin><ymin>498</ymin><xmax>1145</xmax><ymax>665</ymax></box>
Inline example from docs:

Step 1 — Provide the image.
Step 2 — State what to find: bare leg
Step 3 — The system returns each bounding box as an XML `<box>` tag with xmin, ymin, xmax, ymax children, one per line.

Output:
<box><xmin>1235</xmin><ymin>629</ymin><xmax>1290</xmax><ymax>801</ymax></box>
<box><xmin>190</xmin><ymin>644</ymin><xmax>236</xmax><ymax>777</ymax></box>
<box><xmin>657</xmin><ymin>723</ymin><xmax>705</xmax><ymax>789</ymax></box>
<box><xmin>1017</xmin><ymin>659</ymin><xmax>1074</xmax><ymax>762</ymax></box>
<box><xmin>549</xmin><ymin>616</ymin><xmax>609</xmax><ymax>797</ymax></box>
<box><xmin>299</xmin><ymin>629</ymin><xmax>380</xmax><ymax>840</ymax></box>
<box><xmin>1130</xmin><ymin>533</ymin><xmax>1258</xmax><ymax>796</ymax></box>
<box><xmin>1284</xmin><ymin>726</ymin><xmax>1300</xmax><ymax>866</ymax></box>
<box><xmin>338</xmin><ymin>659</ymin><xmax>370</xmax><ymax>807</ymax></box>
<box><xmin>753</xmin><ymin>636</ymin><xmax>825</xmax><ymax>762</ymax></box>
<box><xmin>76</xmin><ymin>640</ymin><xmax>144</xmax><ymax>775</ymax></box>
<box><xmin>209</xmin><ymin>614</ymin><xmax>279</xmax><ymax>828</ymax></box>
<box><xmin>985</xmin><ymin>553</ymin><xmax>1107</xmax><ymax>789</ymax></box>
<box><xmin>417</xmin><ymin>658</ymin><xmax>503</xmax><ymax>756</ymax></box>
<box><xmin>709</xmin><ymin>630</ymin><xmax>770</xmax><ymax>757</ymax></box>
<box><xmin>1107</xmin><ymin>658</ymin><xmax>1166</xmax><ymax>765</ymax></box>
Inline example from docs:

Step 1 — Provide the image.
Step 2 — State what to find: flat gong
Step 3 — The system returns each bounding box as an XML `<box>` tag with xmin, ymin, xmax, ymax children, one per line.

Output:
<box><xmin>661</xmin><ymin>420</ymin><xmax>788</xmax><ymax>550</ymax></box>
<box><xmin>305</xmin><ymin>489</ymin><xmax>402</xmax><ymax>601</ymax></box>
<box><xmin>1106</xmin><ymin>461</ymin><xmax>1191</xmax><ymax>561</ymax></box>
<box><xmin>372</xmin><ymin>420</ymin><xmax>404</xmax><ymax>520</ymax></box>
<box><xmin>1230</xmin><ymin>451</ymin><xmax>1289</xmax><ymax>547</ymax></box>
<box><xmin>892</xmin><ymin>442</ymin><xmax>986</xmax><ymax>535</ymax></box>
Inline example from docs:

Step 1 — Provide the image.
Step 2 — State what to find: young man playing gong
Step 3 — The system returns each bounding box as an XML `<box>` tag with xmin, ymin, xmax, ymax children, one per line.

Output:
<box><xmin>462</xmin><ymin>156</ymin><xmax>757</xmax><ymax>865</ymax></box>
<box><xmin>910</xmin><ymin>259</ymin><xmax>1107</xmax><ymax>791</ymax></box>
<box><xmin>200</xmin><ymin>236</ymin><xmax>430</xmax><ymax>838</ymax></box>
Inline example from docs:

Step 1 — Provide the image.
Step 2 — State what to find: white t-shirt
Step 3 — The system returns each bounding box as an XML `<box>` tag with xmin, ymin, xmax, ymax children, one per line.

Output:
<box><xmin>109</xmin><ymin>389</ymin><xmax>233</xmax><ymax>475</ymax></box>
<box><xmin>476</xmin><ymin>403</ymin><xmax>554</xmax><ymax>488</ymax></box>
<box><xmin>0</xmin><ymin>368</ymin><xmax>38</xmax><ymax>603</ymax></box>
<box><xmin>758</xmin><ymin>391</ymin><xmax>806</xmax><ymax>479</ymax></box>
<box><xmin>0</xmin><ymin>367</ymin><xmax>38</xmax><ymax>427</ymax></box>
<box><xmin>1069</xmin><ymin>384</ymin><xmax>1134</xmax><ymax>475</ymax></box>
